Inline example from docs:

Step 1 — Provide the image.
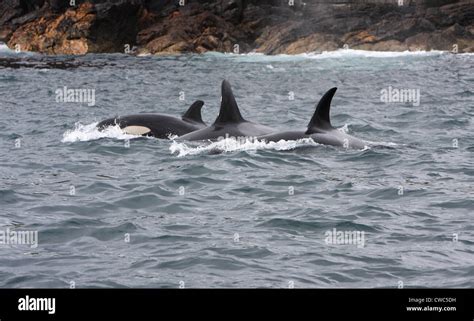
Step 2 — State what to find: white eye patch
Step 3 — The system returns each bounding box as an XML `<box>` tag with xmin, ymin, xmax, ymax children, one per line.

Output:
<box><xmin>122</xmin><ymin>126</ymin><xmax>151</xmax><ymax>135</ymax></box>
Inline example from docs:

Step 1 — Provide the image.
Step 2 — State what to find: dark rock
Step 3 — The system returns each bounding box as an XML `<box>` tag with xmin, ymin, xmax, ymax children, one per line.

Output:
<box><xmin>0</xmin><ymin>26</ymin><xmax>14</xmax><ymax>42</ymax></box>
<box><xmin>1</xmin><ymin>0</ymin><xmax>473</xmax><ymax>55</ymax></box>
<box><xmin>0</xmin><ymin>0</ymin><xmax>23</xmax><ymax>26</ymax></box>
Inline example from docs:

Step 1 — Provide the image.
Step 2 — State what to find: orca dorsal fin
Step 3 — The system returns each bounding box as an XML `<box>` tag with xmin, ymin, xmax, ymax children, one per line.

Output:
<box><xmin>182</xmin><ymin>100</ymin><xmax>205</xmax><ymax>124</ymax></box>
<box><xmin>214</xmin><ymin>80</ymin><xmax>246</xmax><ymax>124</ymax></box>
<box><xmin>306</xmin><ymin>87</ymin><xmax>337</xmax><ymax>134</ymax></box>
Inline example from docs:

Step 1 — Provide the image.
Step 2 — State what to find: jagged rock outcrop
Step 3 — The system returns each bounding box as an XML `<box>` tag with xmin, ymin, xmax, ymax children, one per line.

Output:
<box><xmin>136</xmin><ymin>3</ymin><xmax>248</xmax><ymax>55</ymax></box>
<box><xmin>1</xmin><ymin>0</ymin><xmax>473</xmax><ymax>55</ymax></box>
<box><xmin>4</xmin><ymin>1</ymin><xmax>140</xmax><ymax>54</ymax></box>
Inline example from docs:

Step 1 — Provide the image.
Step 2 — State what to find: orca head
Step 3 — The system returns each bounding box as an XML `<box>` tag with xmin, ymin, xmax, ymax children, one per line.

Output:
<box><xmin>305</xmin><ymin>87</ymin><xmax>337</xmax><ymax>135</ymax></box>
<box><xmin>182</xmin><ymin>100</ymin><xmax>205</xmax><ymax>125</ymax></box>
<box><xmin>213</xmin><ymin>80</ymin><xmax>246</xmax><ymax>125</ymax></box>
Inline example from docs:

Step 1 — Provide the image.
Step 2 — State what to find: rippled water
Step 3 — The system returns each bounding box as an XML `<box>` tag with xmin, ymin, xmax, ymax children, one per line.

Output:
<box><xmin>1</xmin><ymin>44</ymin><xmax>473</xmax><ymax>288</ymax></box>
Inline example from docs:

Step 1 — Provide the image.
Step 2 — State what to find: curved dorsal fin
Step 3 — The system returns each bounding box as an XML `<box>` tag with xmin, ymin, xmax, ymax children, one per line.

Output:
<box><xmin>214</xmin><ymin>80</ymin><xmax>245</xmax><ymax>124</ymax></box>
<box><xmin>306</xmin><ymin>87</ymin><xmax>337</xmax><ymax>134</ymax></box>
<box><xmin>182</xmin><ymin>100</ymin><xmax>205</xmax><ymax>124</ymax></box>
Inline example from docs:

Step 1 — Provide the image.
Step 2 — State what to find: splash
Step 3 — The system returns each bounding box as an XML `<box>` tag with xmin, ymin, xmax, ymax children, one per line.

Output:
<box><xmin>61</xmin><ymin>122</ymin><xmax>142</xmax><ymax>143</ymax></box>
<box><xmin>169</xmin><ymin>137</ymin><xmax>321</xmax><ymax>157</ymax></box>
<box><xmin>168</xmin><ymin>123</ymin><xmax>400</xmax><ymax>157</ymax></box>
<box><xmin>0</xmin><ymin>42</ymin><xmax>37</xmax><ymax>57</ymax></box>
<box><xmin>0</xmin><ymin>43</ymin><xmax>10</xmax><ymax>52</ymax></box>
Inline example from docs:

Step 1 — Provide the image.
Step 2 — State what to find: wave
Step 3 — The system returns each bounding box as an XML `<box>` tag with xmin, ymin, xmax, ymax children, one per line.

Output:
<box><xmin>2</xmin><ymin>43</ymin><xmax>466</xmax><ymax>60</ymax></box>
<box><xmin>0</xmin><ymin>42</ymin><xmax>12</xmax><ymax>52</ymax></box>
<box><xmin>168</xmin><ymin>125</ymin><xmax>399</xmax><ymax>157</ymax></box>
<box><xmin>169</xmin><ymin>137</ymin><xmax>322</xmax><ymax>157</ymax></box>
<box><xmin>0</xmin><ymin>42</ymin><xmax>38</xmax><ymax>57</ymax></box>
<box><xmin>304</xmin><ymin>49</ymin><xmax>445</xmax><ymax>59</ymax></box>
<box><xmin>61</xmin><ymin>122</ymin><xmax>142</xmax><ymax>143</ymax></box>
<box><xmin>203</xmin><ymin>49</ymin><xmax>446</xmax><ymax>62</ymax></box>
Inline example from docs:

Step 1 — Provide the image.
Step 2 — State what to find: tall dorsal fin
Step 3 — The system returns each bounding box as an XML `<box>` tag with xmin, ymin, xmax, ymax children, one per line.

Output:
<box><xmin>306</xmin><ymin>87</ymin><xmax>337</xmax><ymax>134</ymax></box>
<box><xmin>214</xmin><ymin>80</ymin><xmax>246</xmax><ymax>124</ymax></box>
<box><xmin>182</xmin><ymin>100</ymin><xmax>205</xmax><ymax>124</ymax></box>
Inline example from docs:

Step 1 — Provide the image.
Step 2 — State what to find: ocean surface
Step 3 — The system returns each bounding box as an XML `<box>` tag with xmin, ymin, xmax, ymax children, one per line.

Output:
<box><xmin>0</xmin><ymin>44</ymin><xmax>473</xmax><ymax>288</ymax></box>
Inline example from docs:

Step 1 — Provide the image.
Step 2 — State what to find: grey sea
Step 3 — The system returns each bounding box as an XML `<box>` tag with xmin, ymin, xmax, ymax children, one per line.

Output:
<box><xmin>0</xmin><ymin>44</ymin><xmax>473</xmax><ymax>288</ymax></box>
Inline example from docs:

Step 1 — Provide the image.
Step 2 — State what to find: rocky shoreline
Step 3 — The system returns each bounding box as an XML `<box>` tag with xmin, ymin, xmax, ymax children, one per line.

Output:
<box><xmin>1</xmin><ymin>0</ymin><xmax>473</xmax><ymax>55</ymax></box>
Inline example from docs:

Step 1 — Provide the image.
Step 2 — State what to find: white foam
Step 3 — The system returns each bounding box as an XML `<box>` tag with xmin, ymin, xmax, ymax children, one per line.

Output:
<box><xmin>370</xmin><ymin>141</ymin><xmax>399</xmax><ymax>148</ymax></box>
<box><xmin>61</xmin><ymin>122</ymin><xmax>141</xmax><ymax>143</ymax></box>
<box><xmin>265</xmin><ymin>64</ymin><xmax>286</xmax><ymax>71</ymax></box>
<box><xmin>203</xmin><ymin>51</ymin><xmax>305</xmax><ymax>62</ymax></box>
<box><xmin>0</xmin><ymin>43</ymin><xmax>10</xmax><ymax>52</ymax></box>
<box><xmin>303</xmin><ymin>49</ymin><xmax>445</xmax><ymax>59</ymax></box>
<box><xmin>204</xmin><ymin>49</ymin><xmax>446</xmax><ymax>62</ymax></box>
<box><xmin>169</xmin><ymin>137</ymin><xmax>321</xmax><ymax>157</ymax></box>
<box><xmin>0</xmin><ymin>42</ymin><xmax>37</xmax><ymax>57</ymax></box>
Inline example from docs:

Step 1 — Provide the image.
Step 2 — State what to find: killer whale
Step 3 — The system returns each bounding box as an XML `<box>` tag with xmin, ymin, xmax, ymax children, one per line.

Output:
<box><xmin>257</xmin><ymin>88</ymin><xmax>368</xmax><ymax>149</ymax></box>
<box><xmin>97</xmin><ymin>100</ymin><xmax>206</xmax><ymax>139</ymax></box>
<box><xmin>176</xmin><ymin>80</ymin><xmax>275</xmax><ymax>141</ymax></box>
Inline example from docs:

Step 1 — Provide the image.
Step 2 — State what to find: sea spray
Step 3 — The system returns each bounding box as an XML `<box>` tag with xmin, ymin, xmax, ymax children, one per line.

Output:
<box><xmin>61</xmin><ymin>122</ymin><xmax>141</xmax><ymax>143</ymax></box>
<box><xmin>169</xmin><ymin>137</ymin><xmax>321</xmax><ymax>157</ymax></box>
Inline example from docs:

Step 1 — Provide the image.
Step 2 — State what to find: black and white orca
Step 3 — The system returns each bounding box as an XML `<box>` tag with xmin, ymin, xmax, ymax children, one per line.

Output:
<box><xmin>257</xmin><ymin>88</ymin><xmax>368</xmax><ymax>149</ymax></box>
<box><xmin>177</xmin><ymin>80</ymin><xmax>275</xmax><ymax>141</ymax></box>
<box><xmin>97</xmin><ymin>100</ymin><xmax>206</xmax><ymax>139</ymax></box>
